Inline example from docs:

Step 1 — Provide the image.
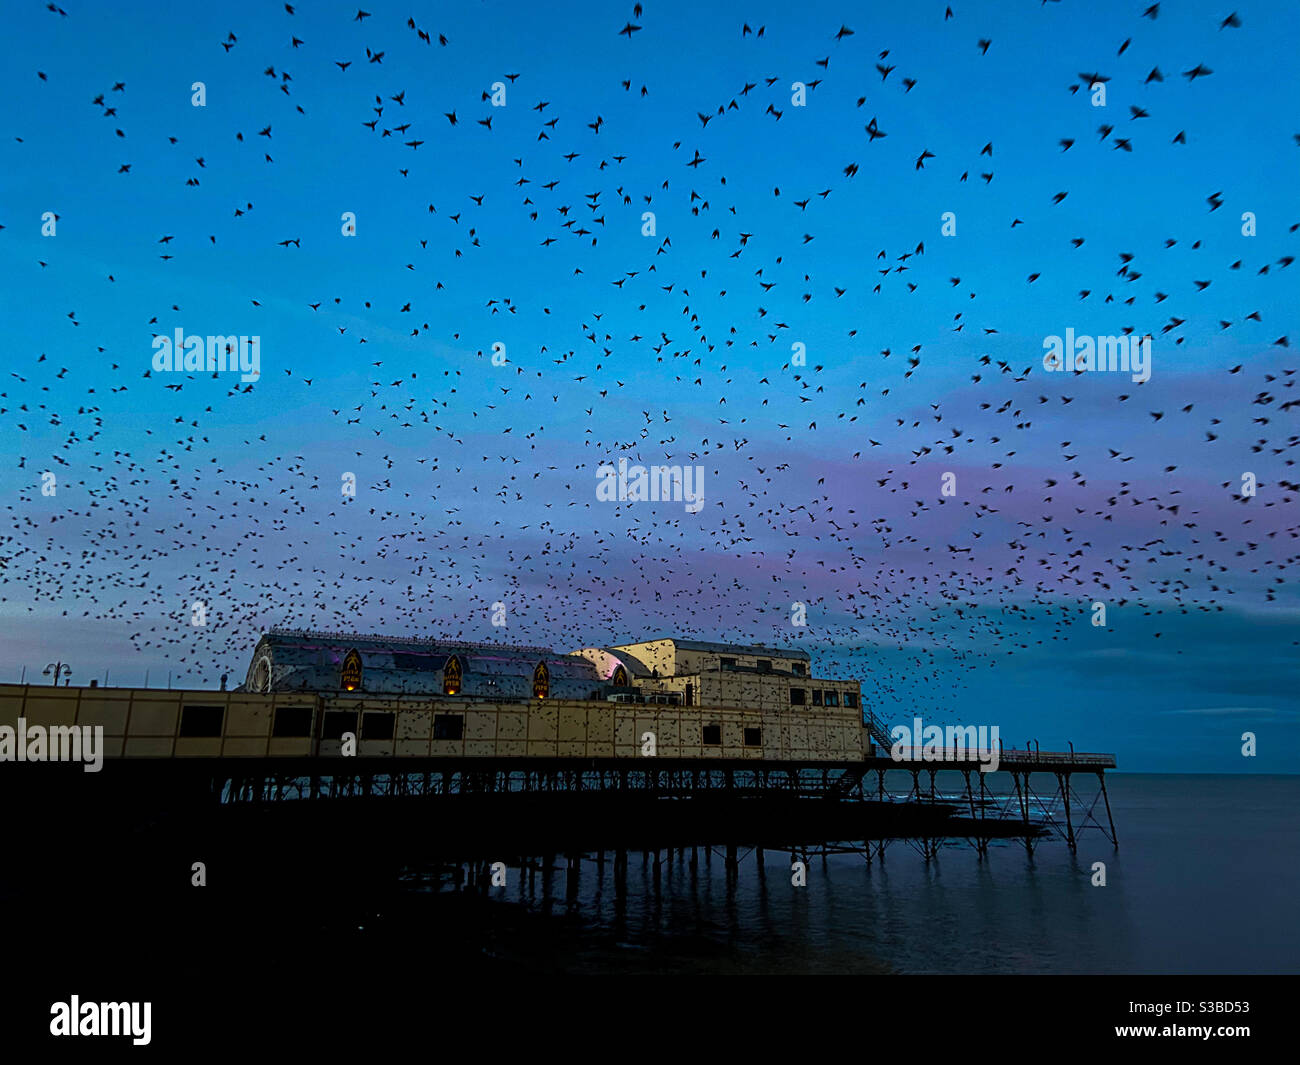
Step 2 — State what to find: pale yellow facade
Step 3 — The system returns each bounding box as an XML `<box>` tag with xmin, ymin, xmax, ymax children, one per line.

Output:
<box><xmin>572</xmin><ymin>638</ymin><xmax>861</xmax><ymax>713</ymax></box>
<box><xmin>0</xmin><ymin>683</ymin><xmax>868</xmax><ymax>763</ymax></box>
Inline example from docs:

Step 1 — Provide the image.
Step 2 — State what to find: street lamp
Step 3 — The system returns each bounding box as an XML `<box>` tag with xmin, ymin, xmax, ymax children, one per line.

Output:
<box><xmin>44</xmin><ymin>662</ymin><xmax>71</xmax><ymax>686</ymax></box>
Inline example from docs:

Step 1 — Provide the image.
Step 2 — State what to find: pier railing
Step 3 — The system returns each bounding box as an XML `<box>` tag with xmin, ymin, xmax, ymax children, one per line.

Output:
<box><xmin>877</xmin><ymin>747</ymin><xmax>1116</xmax><ymax>768</ymax></box>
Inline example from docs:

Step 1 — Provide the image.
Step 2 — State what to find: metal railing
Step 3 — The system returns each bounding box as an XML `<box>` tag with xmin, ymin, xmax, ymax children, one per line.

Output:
<box><xmin>264</xmin><ymin>627</ymin><xmax>556</xmax><ymax>655</ymax></box>
<box><xmin>876</xmin><ymin>746</ymin><xmax>1115</xmax><ymax>767</ymax></box>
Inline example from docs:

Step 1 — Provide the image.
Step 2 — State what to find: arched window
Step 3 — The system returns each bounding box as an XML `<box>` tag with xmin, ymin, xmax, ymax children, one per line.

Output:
<box><xmin>611</xmin><ymin>664</ymin><xmax>628</xmax><ymax>687</ymax></box>
<box><xmin>341</xmin><ymin>649</ymin><xmax>363</xmax><ymax>692</ymax></box>
<box><xmin>533</xmin><ymin>660</ymin><xmax>550</xmax><ymax>699</ymax></box>
<box><xmin>251</xmin><ymin>654</ymin><xmax>273</xmax><ymax>693</ymax></box>
<box><xmin>443</xmin><ymin>654</ymin><xmax>463</xmax><ymax>696</ymax></box>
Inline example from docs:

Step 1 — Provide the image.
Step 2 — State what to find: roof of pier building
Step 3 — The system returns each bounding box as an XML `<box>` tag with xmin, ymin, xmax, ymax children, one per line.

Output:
<box><xmin>242</xmin><ymin>629</ymin><xmax>602</xmax><ymax>698</ymax></box>
<box><xmin>607</xmin><ymin>637</ymin><xmax>811</xmax><ymax>678</ymax></box>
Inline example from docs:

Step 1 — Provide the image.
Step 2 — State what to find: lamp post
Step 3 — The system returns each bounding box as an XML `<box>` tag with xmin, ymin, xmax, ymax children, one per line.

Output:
<box><xmin>43</xmin><ymin>662</ymin><xmax>71</xmax><ymax>686</ymax></box>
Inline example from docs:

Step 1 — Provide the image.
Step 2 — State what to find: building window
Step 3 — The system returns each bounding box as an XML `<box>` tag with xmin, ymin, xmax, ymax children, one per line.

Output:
<box><xmin>340</xmin><ymin>648</ymin><xmax>363</xmax><ymax>691</ymax></box>
<box><xmin>844</xmin><ymin>693</ymin><xmax>858</xmax><ymax>709</ymax></box>
<box><xmin>702</xmin><ymin>724</ymin><xmax>721</xmax><ymax>745</ymax></box>
<box><xmin>811</xmin><ymin>690</ymin><xmax>823</xmax><ymax>706</ymax></box>
<box><xmin>179</xmin><ymin>704</ymin><xmax>224</xmax><ymax>738</ymax></box>
<box><xmin>322</xmin><ymin>711</ymin><xmax>357</xmax><ymax>740</ymax></box>
<box><xmin>743</xmin><ymin>727</ymin><xmax>762</xmax><ymax>747</ymax></box>
<box><xmin>272</xmin><ymin>706</ymin><xmax>313</xmax><ymax>737</ymax></box>
<box><xmin>824</xmin><ymin>691</ymin><xmax>839</xmax><ymax>707</ymax></box>
<box><xmin>251</xmin><ymin>656</ymin><xmax>272</xmax><ymax>692</ymax></box>
<box><xmin>443</xmin><ymin>654</ymin><xmax>463</xmax><ymax>696</ymax></box>
<box><xmin>790</xmin><ymin>688</ymin><xmax>806</xmax><ymax>706</ymax></box>
<box><xmin>434</xmin><ymin>715</ymin><xmax>464</xmax><ymax>741</ymax></box>
<box><xmin>362</xmin><ymin>712</ymin><xmax>395</xmax><ymax>740</ymax></box>
<box><xmin>757</xmin><ymin>659</ymin><xmax>771</xmax><ymax>672</ymax></box>
<box><xmin>684</xmin><ymin>683</ymin><xmax>693</xmax><ymax>706</ymax></box>
<box><xmin>792</xmin><ymin>663</ymin><xmax>807</xmax><ymax>677</ymax></box>
<box><xmin>719</xmin><ymin>657</ymin><xmax>736</xmax><ymax>669</ymax></box>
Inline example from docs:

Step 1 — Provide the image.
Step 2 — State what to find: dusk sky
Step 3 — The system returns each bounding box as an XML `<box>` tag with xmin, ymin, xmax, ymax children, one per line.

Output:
<box><xmin>1</xmin><ymin>0</ymin><xmax>1296</xmax><ymax>772</ymax></box>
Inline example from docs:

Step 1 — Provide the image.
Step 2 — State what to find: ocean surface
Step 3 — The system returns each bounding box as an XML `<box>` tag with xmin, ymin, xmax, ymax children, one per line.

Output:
<box><xmin>410</xmin><ymin>773</ymin><xmax>1299</xmax><ymax>974</ymax></box>
<box><xmin>8</xmin><ymin>772</ymin><xmax>1296</xmax><ymax>981</ymax></box>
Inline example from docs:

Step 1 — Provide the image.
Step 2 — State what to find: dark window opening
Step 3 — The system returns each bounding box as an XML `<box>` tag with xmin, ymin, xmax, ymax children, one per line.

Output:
<box><xmin>272</xmin><ymin>706</ymin><xmax>313</xmax><ymax>738</ymax></box>
<box><xmin>757</xmin><ymin>659</ymin><xmax>771</xmax><ymax>673</ymax></box>
<box><xmin>434</xmin><ymin>715</ymin><xmax>464</xmax><ymax>741</ymax></box>
<box><xmin>790</xmin><ymin>688</ymin><xmax>806</xmax><ymax>706</ymax></box>
<box><xmin>702</xmin><ymin>724</ymin><xmax>722</xmax><ymax>745</ymax></box>
<box><xmin>179</xmin><ymin>704</ymin><xmax>224</xmax><ymax>738</ymax></box>
<box><xmin>684</xmin><ymin>683</ymin><xmax>694</xmax><ymax>706</ymax></box>
<box><xmin>824</xmin><ymin>691</ymin><xmax>840</xmax><ymax>707</ymax></box>
<box><xmin>845</xmin><ymin>693</ymin><xmax>859</xmax><ymax>710</ymax></box>
<box><xmin>811</xmin><ymin>690</ymin><xmax>824</xmax><ymax>706</ymax></box>
<box><xmin>719</xmin><ymin>657</ymin><xmax>736</xmax><ymax>669</ymax></box>
<box><xmin>322</xmin><ymin>711</ymin><xmax>357</xmax><ymax>740</ymax></box>
<box><xmin>792</xmin><ymin>663</ymin><xmax>807</xmax><ymax>677</ymax></box>
<box><xmin>743</xmin><ymin>727</ymin><xmax>762</xmax><ymax>747</ymax></box>
<box><xmin>362</xmin><ymin>712</ymin><xmax>395</xmax><ymax>741</ymax></box>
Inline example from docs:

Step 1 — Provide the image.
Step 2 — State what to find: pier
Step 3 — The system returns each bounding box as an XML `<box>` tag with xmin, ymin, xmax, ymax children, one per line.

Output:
<box><xmin>1</xmin><ymin>637</ymin><xmax>1119</xmax><ymax>896</ymax></box>
<box><xmin>4</xmin><ymin>745</ymin><xmax>1118</xmax><ymax>900</ymax></box>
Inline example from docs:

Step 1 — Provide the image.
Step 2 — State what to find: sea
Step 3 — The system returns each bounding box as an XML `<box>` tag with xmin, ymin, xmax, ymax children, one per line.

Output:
<box><xmin>9</xmin><ymin>770</ymin><xmax>1290</xmax><ymax>1052</ymax></box>
<box><xmin>7</xmin><ymin>773</ymin><xmax>1295</xmax><ymax>985</ymax></box>
<box><xmin>377</xmin><ymin>772</ymin><xmax>1299</xmax><ymax>975</ymax></box>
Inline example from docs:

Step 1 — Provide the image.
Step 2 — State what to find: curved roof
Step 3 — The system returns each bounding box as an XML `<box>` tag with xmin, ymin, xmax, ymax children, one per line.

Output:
<box><xmin>264</xmin><ymin>627</ymin><xmax>557</xmax><ymax>656</ymax></box>
<box><xmin>244</xmin><ymin>630</ymin><xmax>601</xmax><ymax>696</ymax></box>
<box><xmin>569</xmin><ymin>646</ymin><xmax>653</xmax><ymax>681</ymax></box>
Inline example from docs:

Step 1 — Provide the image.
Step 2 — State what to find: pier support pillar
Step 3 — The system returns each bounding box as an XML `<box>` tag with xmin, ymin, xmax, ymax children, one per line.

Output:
<box><xmin>1099</xmin><ymin>771</ymin><xmax>1119</xmax><ymax>849</ymax></box>
<box><xmin>1014</xmin><ymin>772</ymin><xmax>1034</xmax><ymax>856</ymax></box>
<box><xmin>1059</xmin><ymin>772</ymin><xmax>1076</xmax><ymax>852</ymax></box>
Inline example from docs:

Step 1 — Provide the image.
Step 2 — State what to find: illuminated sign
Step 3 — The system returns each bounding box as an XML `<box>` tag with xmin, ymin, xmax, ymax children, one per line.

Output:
<box><xmin>611</xmin><ymin>664</ymin><xmax>628</xmax><ymax>687</ymax></box>
<box><xmin>443</xmin><ymin>654</ymin><xmax>463</xmax><ymax>696</ymax></box>
<box><xmin>340</xmin><ymin>649</ymin><xmax>363</xmax><ymax>692</ymax></box>
<box><xmin>532</xmin><ymin>660</ymin><xmax>550</xmax><ymax>699</ymax></box>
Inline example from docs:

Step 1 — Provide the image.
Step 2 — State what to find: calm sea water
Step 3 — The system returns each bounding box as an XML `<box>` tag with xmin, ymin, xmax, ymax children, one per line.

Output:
<box><xmin>445</xmin><ymin>773</ymin><xmax>1299</xmax><ymax>974</ymax></box>
<box><xmin>9</xmin><ymin>773</ymin><xmax>1293</xmax><ymax>980</ymax></box>
<box><xmin>9</xmin><ymin>773</ymin><xmax>1291</xmax><ymax>1046</ymax></box>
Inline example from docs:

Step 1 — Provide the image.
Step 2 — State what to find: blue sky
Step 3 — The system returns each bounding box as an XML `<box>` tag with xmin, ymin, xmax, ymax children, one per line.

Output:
<box><xmin>1</xmin><ymin>0</ymin><xmax>1297</xmax><ymax>771</ymax></box>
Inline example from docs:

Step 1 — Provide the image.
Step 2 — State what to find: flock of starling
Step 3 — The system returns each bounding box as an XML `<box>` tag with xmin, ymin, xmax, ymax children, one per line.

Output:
<box><xmin>2</xmin><ymin>3</ymin><xmax>1295</xmax><ymax>721</ymax></box>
